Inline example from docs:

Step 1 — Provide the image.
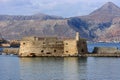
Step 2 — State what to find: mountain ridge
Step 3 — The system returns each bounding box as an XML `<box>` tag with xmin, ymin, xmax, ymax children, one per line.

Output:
<box><xmin>0</xmin><ymin>2</ymin><xmax>120</xmax><ymax>42</ymax></box>
<box><xmin>70</xmin><ymin>2</ymin><xmax>120</xmax><ymax>41</ymax></box>
<box><xmin>0</xmin><ymin>13</ymin><xmax>63</xmax><ymax>21</ymax></box>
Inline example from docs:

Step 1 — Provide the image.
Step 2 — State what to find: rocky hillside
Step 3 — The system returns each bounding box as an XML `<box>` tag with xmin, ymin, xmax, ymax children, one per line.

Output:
<box><xmin>0</xmin><ymin>13</ymin><xmax>62</xmax><ymax>21</ymax></box>
<box><xmin>0</xmin><ymin>19</ymin><xmax>76</xmax><ymax>40</ymax></box>
<box><xmin>0</xmin><ymin>2</ymin><xmax>120</xmax><ymax>42</ymax></box>
<box><xmin>69</xmin><ymin>2</ymin><xmax>120</xmax><ymax>41</ymax></box>
<box><xmin>96</xmin><ymin>17</ymin><xmax>120</xmax><ymax>42</ymax></box>
<box><xmin>89</xmin><ymin>2</ymin><xmax>120</xmax><ymax>23</ymax></box>
<box><xmin>0</xmin><ymin>13</ymin><xmax>73</xmax><ymax>40</ymax></box>
<box><xmin>89</xmin><ymin>2</ymin><xmax>120</xmax><ymax>42</ymax></box>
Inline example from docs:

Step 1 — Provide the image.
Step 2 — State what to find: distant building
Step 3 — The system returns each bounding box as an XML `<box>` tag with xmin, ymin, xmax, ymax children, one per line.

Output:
<box><xmin>9</xmin><ymin>40</ymin><xmax>20</xmax><ymax>47</ymax></box>
<box><xmin>0</xmin><ymin>38</ymin><xmax>10</xmax><ymax>47</ymax></box>
<box><xmin>19</xmin><ymin>32</ymin><xmax>88</xmax><ymax>57</ymax></box>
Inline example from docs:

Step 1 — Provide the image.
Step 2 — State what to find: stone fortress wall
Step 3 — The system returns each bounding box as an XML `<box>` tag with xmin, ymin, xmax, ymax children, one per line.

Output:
<box><xmin>19</xmin><ymin>32</ymin><xmax>88</xmax><ymax>57</ymax></box>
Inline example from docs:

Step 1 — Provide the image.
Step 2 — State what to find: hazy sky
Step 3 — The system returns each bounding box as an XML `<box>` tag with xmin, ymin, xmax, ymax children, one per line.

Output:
<box><xmin>0</xmin><ymin>0</ymin><xmax>119</xmax><ymax>17</ymax></box>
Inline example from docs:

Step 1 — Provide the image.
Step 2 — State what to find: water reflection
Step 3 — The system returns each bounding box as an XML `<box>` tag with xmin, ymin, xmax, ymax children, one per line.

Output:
<box><xmin>19</xmin><ymin>57</ymin><xmax>87</xmax><ymax>80</ymax></box>
<box><xmin>0</xmin><ymin>56</ymin><xmax>20</xmax><ymax>80</ymax></box>
<box><xmin>86</xmin><ymin>57</ymin><xmax>120</xmax><ymax>80</ymax></box>
<box><xmin>63</xmin><ymin>58</ymin><xmax>87</xmax><ymax>80</ymax></box>
<box><xmin>1</xmin><ymin>56</ymin><xmax>120</xmax><ymax>80</ymax></box>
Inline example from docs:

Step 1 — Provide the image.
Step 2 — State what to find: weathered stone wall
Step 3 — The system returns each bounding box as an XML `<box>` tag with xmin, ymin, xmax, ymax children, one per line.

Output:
<box><xmin>19</xmin><ymin>39</ymin><xmax>64</xmax><ymax>57</ymax></box>
<box><xmin>22</xmin><ymin>36</ymin><xmax>40</xmax><ymax>41</ymax></box>
<box><xmin>19</xmin><ymin>32</ymin><xmax>88</xmax><ymax>57</ymax></box>
<box><xmin>63</xmin><ymin>33</ymin><xmax>88</xmax><ymax>56</ymax></box>
<box><xmin>64</xmin><ymin>40</ymin><xmax>78</xmax><ymax>55</ymax></box>
<box><xmin>3</xmin><ymin>48</ymin><xmax>19</xmax><ymax>55</ymax></box>
<box><xmin>22</xmin><ymin>36</ymin><xmax>58</xmax><ymax>41</ymax></box>
<box><xmin>93</xmin><ymin>47</ymin><xmax>120</xmax><ymax>54</ymax></box>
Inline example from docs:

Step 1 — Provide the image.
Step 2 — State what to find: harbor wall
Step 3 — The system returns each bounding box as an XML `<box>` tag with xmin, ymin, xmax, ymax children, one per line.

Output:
<box><xmin>92</xmin><ymin>47</ymin><xmax>120</xmax><ymax>54</ymax></box>
<box><xmin>3</xmin><ymin>48</ymin><xmax>19</xmax><ymax>55</ymax></box>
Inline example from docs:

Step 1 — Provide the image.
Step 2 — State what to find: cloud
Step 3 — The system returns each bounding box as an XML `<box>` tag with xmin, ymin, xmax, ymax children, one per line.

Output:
<box><xmin>0</xmin><ymin>0</ymin><xmax>11</xmax><ymax>2</ymax></box>
<box><xmin>0</xmin><ymin>0</ymin><xmax>120</xmax><ymax>17</ymax></box>
<box><xmin>30</xmin><ymin>0</ymin><xmax>57</xmax><ymax>10</ymax></box>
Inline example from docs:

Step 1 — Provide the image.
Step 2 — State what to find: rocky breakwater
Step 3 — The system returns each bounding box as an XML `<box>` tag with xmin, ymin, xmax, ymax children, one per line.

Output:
<box><xmin>84</xmin><ymin>47</ymin><xmax>120</xmax><ymax>57</ymax></box>
<box><xmin>93</xmin><ymin>47</ymin><xmax>120</xmax><ymax>54</ymax></box>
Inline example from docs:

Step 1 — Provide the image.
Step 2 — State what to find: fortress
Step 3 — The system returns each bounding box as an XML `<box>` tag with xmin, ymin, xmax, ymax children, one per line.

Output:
<box><xmin>19</xmin><ymin>32</ymin><xmax>88</xmax><ymax>57</ymax></box>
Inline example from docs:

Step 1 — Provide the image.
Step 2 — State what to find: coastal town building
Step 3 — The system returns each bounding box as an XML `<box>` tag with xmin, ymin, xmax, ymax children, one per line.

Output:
<box><xmin>19</xmin><ymin>32</ymin><xmax>88</xmax><ymax>57</ymax></box>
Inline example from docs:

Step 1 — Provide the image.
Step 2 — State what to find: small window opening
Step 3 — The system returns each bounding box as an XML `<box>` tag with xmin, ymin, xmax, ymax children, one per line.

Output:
<box><xmin>41</xmin><ymin>50</ymin><xmax>44</xmax><ymax>53</ymax></box>
<box><xmin>66</xmin><ymin>51</ymin><xmax>68</xmax><ymax>53</ymax></box>
<box><xmin>54</xmin><ymin>50</ymin><xmax>56</xmax><ymax>52</ymax></box>
<box><xmin>23</xmin><ymin>43</ymin><xmax>25</xmax><ymax>45</ymax></box>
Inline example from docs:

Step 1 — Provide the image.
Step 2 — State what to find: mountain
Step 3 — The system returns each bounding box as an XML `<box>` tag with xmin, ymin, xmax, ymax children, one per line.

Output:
<box><xmin>88</xmin><ymin>2</ymin><xmax>120</xmax><ymax>41</ymax></box>
<box><xmin>89</xmin><ymin>2</ymin><xmax>120</xmax><ymax>22</ymax></box>
<box><xmin>0</xmin><ymin>2</ymin><xmax>120</xmax><ymax>42</ymax></box>
<box><xmin>0</xmin><ymin>19</ymin><xmax>76</xmax><ymax>40</ymax></box>
<box><xmin>68</xmin><ymin>2</ymin><xmax>120</xmax><ymax>41</ymax></box>
<box><xmin>0</xmin><ymin>13</ymin><xmax>67</xmax><ymax>40</ymax></box>
<box><xmin>90</xmin><ymin>2</ymin><xmax>120</xmax><ymax>16</ymax></box>
<box><xmin>0</xmin><ymin>13</ymin><xmax>63</xmax><ymax>21</ymax></box>
<box><xmin>78</xmin><ymin>2</ymin><xmax>120</xmax><ymax>23</ymax></box>
<box><xmin>95</xmin><ymin>17</ymin><xmax>120</xmax><ymax>42</ymax></box>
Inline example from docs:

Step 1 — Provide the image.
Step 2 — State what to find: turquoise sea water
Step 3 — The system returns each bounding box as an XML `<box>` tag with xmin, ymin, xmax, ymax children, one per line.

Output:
<box><xmin>0</xmin><ymin>43</ymin><xmax>120</xmax><ymax>80</ymax></box>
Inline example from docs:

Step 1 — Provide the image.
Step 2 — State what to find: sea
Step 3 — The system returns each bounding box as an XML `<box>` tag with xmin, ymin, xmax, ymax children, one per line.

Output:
<box><xmin>0</xmin><ymin>42</ymin><xmax>120</xmax><ymax>80</ymax></box>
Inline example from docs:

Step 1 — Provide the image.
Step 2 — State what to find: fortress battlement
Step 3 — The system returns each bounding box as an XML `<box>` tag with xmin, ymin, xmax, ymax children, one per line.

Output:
<box><xmin>19</xmin><ymin>32</ymin><xmax>88</xmax><ymax>57</ymax></box>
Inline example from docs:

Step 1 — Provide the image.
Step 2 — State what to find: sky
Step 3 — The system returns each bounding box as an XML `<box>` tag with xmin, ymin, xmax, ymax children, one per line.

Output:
<box><xmin>0</xmin><ymin>0</ymin><xmax>120</xmax><ymax>17</ymax></box>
